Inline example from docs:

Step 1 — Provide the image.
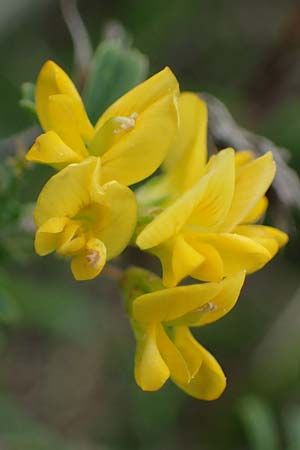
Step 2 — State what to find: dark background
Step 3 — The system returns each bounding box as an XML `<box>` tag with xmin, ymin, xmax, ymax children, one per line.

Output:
<box><xmin>0</xmin><ymin>1</ymin><xmax>299</xmax><ymax>449</ymax></box>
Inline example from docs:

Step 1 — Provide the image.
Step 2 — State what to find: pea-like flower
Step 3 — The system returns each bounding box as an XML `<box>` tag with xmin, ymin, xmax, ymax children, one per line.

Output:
<box><xmin>26</xmin><ymin>60</ymin><xmax>179</xmax><ymax>186</ymax></box>
<box><xmin>34</xmin><ymin>157</ymin><xmax>137</xmax><ymax>280</ymax></box>
<box><xmin>136</xmin><ymin>93</ymin><xmax>288</xmax><ymax>287</ymax></box>
<box><xmin>124</xmin><ymin>268</ymin><xmax>245</xmax><ymax>399</ymax></box>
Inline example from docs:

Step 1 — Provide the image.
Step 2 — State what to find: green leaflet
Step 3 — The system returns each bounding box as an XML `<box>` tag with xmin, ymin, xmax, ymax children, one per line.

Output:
<box><xmin>83</xmin><ymin>38</ymin><xmax>148</xmax><ymax>123</ymax></box>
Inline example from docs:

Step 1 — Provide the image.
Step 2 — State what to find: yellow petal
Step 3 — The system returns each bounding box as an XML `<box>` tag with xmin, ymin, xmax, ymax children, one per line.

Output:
<box><xmin>36</xmin><ymin>60</ymin><xmax>93</xmax><ymax>141</ymax></box>
<box><xmin>98</xmin><ymin>181</ymin><xmax>137</xmax><ymax>259</ymax></box>
<box><xmin>221</xmin><ymin>152</ymin><xmax>276</xmax><ymax>232</ymax></box>
<box><xmin>26</xmin><ymin>131</ymin><xmax>83</xmax><ymax>169</ymax></box>
<box><xmin>89</xmin><ymin>116</ymin><xmax>133</xmax><ymax>156</ymax></box>
<box><xmin>47</xmin><ymin>94</ymin><xmax>89</xmax><ymax>156</ymax></box>
<box><xmin>58</xmin><ymin>236</ymin><xmax>86</xmax><ymax>256</ymax></box>
<box><xmin>162</xmin><ymin>92</ymin><xmax>208</xmax><ymax>194</ymax></box>
<box><xmin>175</xmin><ymin>340</ymin><xmax>226</xmax><ymax>400</ymax></box>
<box><xmin>235</xmin><ymin>224</ymin><xmax>288</xmax><ymax>257</ymax></box>
<box><xmin>134</xmin><ymin>323</ymin><xmax>170</xmax><ymax>391</ymax></box>
<box><xmin>100</xmin><ymin>92</ymin><xmax>179</xmax><ymax>185</ymax></box>
<box><xmin>35</xmin><ymin>217</ymin><xmax>68</xmax><ymax>255</ymax></box>
<box><xmin>34</xmin><ymin>157</ymin><xmax>103</xmax><ymax>227</ymax></box>
<box><xmin>132</xmin><ymin>281</ymin><xmax>222</xmax><ymax>323</ymax></box>
<box><xmin>173</xmin><ymin>327</ymin><xmax>203</xmax><ymax>378</ymax></box>
<box><xmin>188</xmin><ymin>240</ymin><xmax>224</xmax><ymax>281</ymax></box>
<box><xmin>198</xmin><ymin>232</ymin><xmax>272</xmax><ymax>277</ymax></box>
<box><xmin>71</xmin><ymin>238</ymin><xmax>107</xmax><ymax>280</ymax></box>
<box><xmin>96</xmin><ymin>67</ymin><xmax>179</xmax><ymax>128</ymax></box>
<box><xmin>165</xmin><ymin>272</ymin><xmax>245</xmax><ymax>327</ymax></box>
<box><xmin>153</xmin><ymin>234</ymin><xmax>204</xmax><ymax>288</ymax></box>
<box><xmin>234</xmin><ymin>150</ymin><xmax>254</xmax><ymax>167</ymax></box>
<box><xmin>136</xmin><ymin>149</ymin><xmax>235</xmax><ymax>250</ymax></box>
<box><xmin>188</xmin><ymin>148</ymin><xmax>235</xmax><ymax>231</ymax></box>
<box><xmin>56</xmin><ymin>221</ymin><xmax>86</xmax><ymax>256</ymax></box>
<box><xmin>137</xmin><ymin>177</ymin><xmax>209</xmax><ymax>249</ymax></box>
<box><xmin>156</xmin><ymin>323</ymin><xmax>190</xmax><ymax>384</ymax></box>
<box><xmin>190</xmin><ymin>271</ymin><xmax>245</xmax><ymax>326</ymax></box>
<box><xmin>136</xmin><ymin>94</ymin><xmax>207</xmax><ymax>206</ymax></box>
<box><xmin>242</xmin><ymin>196</ymin><xmax>268</xmax><ymax>224</ymax></box>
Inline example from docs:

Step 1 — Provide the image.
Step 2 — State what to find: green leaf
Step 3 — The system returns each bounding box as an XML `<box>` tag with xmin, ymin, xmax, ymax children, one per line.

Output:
<box><xmin>0</xmin><ymin>75</ymin><xmax>34</xmax><ymax>138</ymax></box>
<box><xmin>20</xmin><ymin>82</ymin><xmax>37</xmax><ymax>118</ymax></box>
<box><xmin>83</xmin><ymin>38</ymin><xmax>148</xmax><ymax>123</ymax></box>
<box><xmin>237</xmin><ymin>395</ymin><xmax>281</xmax><ymax>450</ymax></box>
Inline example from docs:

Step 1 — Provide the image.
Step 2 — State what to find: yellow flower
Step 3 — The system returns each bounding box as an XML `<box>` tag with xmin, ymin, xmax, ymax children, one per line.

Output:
<box><xmin>26</xmin><ymin>60</ymin><xmax>179</xmax><ymax>186</ymax></box>
<box><xmin>125</xmin><ymin>268</ymin><xmax>245</xmax><ymax>399</ymax></box>
<box><xmin>34</xmin><ymin>157</ymin><xmax>137</xmax><ymax>280</ymax></box>
<box><xmin>136</xmin><ymin>94</ymin><xmax>288</xmax><ymax>287</ymax></box>
<box><xmin>137</xmin><ymin>91</ymin><xmax>208</xmax><ymax>205</ymax></box>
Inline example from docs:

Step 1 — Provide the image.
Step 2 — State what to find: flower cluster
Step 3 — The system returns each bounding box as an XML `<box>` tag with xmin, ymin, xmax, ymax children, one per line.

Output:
<box><xmin>27</xmin><ymin>61</ymin><xmax>288</xmax><ymax>399</ymax></box>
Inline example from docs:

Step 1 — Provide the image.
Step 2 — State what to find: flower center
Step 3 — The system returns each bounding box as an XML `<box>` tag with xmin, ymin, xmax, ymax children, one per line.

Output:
<box><xmin>75</xmin><ymin>203</ymin><xmax>107</xmax><ymax>233</ymax></box>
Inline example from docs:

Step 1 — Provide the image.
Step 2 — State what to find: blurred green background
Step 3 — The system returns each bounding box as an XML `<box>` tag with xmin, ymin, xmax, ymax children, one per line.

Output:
<box><xmin>0</xmin><ymin>1</ymin><xmax>300</xmax><ymax>449</ymax></box>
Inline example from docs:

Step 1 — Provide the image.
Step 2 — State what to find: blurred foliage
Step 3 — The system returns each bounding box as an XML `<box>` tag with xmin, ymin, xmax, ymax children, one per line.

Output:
<box><xmin>0</xmin><ymin>76</ymin><xmax>34</xmax><ymax>139</ymax></box>
<box><xmin>0</xmin><ymin>152</ymin><xmax>34</xmax><ymax>263</ymax></box>
<box><xmin>237</xmin><ymin>395</ymin><xmax>281</xmax><ymax>450</ymax></box>
<box><xmin>0</xmin><ymin>1</ymin><xmax>299</xmax><ymax>449</ymax></box>
<box><xmin>0</xmin><ymin>392</ymin><xmax>88</xmax><ymax>450</ymax></box>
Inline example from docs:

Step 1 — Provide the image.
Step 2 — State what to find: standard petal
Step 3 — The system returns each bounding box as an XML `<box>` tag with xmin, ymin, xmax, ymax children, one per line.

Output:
<box><xmin>162</xmin><ymin>92</ymin><xmax>208</xmax><ymax>194</ymax></box>
<box><xmin>34</xmin><ymin>157</ymin><xmax>103</xmax><ymax>227</ymax></box>
<box><xmin>242</xmin><ymin>196</ymin><xmax>268</xmax><ymax>224</ymax></box>
<box><xmin>221</xmin><ymin>152</ymin><xmax>276</xmax><ymax>232</ymax></box>
<box><xmin>198</xmin><ymin>232</ymin><xmax>272</xmax><ymax>277</ymax></box>
<box><xmin>26</xmin><ymin>131</ymin><xmax>83</xmax><ymax>169</ymax></box>
<box><xmin>136</xmin><ymin>149</ymin><xmax>235</xmax><ymax>250</ymax></box>
<box><xmin>134</xmin><ymin>323</ymin><xmax>170</xmax><ymax>391</ymax></box>
<box><xmin>36</xmin><ymin>61</ymin><xmax>93</xmax><ymax>140</ymax></box>
<box><xmin>48</xmin><ymin>94</ymin><xmax>89</xmax><ymax>156</ymax></box>
<box><xmin>137</xmin><ymin>149</ymin><xmax>235</xmax><ymax>250</ymax></box>
<box><xmin>137</xmin><ymin>172</ymin><xmax>212</xmax><ymax>250</ymax></box>
<box><xmin>96</xmin><ymin>67</ymin><xmax>179</xmax><ymax>128</ymax></box>
<box><xmin>98</xmin><ymin>181</ymin><xmax>137</xmax><ymax>259</ymax></box>
<box><xmin>175</xmin><ymin>340</ymin><xmax>226</xmax><ymax>400</ymax></box>
<box><xmin>156</xmin><ymin>323</ymin><xmax>190</xmax><ymax>384</ymax></box>
<box><xmin>71</xmin><ymin>238</ymin><xmax>107</xmax><ymax>280</ymax></box>
<box><xmin>131</xmin><ymin>281</ymin><xmax>222</xmax><ymax>323</ymax></box>
<box><xmin>187</xmin><ymin>148</ymin><xmax>235</xmax><ymax>231</ymax></box>
<box><xmin>100</xmin><ymin>92</ymin><xmax>179</xmax><ymax>185</ymax></box>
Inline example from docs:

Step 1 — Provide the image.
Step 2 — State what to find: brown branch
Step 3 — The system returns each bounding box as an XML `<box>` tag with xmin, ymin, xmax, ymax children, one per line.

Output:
<box><xmin>200</xmin><ymin>92</ymin><xmax>300</xmax><ymax>224</ymax></box>
<box><xmin>60</xmin><ymin>0</ymin><xmax>92</xmax><ymax>91</ymax></box>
